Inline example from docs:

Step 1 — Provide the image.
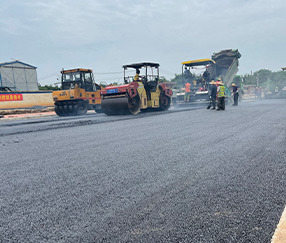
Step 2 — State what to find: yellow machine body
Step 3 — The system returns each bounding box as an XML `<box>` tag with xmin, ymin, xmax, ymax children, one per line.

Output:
<box><xmin>53</xmin><ymin>85</ymin><xmax>101</xmax><ymax>105</ymax></box>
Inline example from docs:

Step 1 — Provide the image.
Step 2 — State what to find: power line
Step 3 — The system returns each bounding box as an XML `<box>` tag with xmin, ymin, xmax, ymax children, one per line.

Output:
<box><xmin>95</xmin><ymin>71</ymin><xmax>133</xmax><ymax>75</ymax></box>
<box><xmin>38</xmin><ymin>72</ymin><xmax>59</xmax><ymax>81</ymax></box>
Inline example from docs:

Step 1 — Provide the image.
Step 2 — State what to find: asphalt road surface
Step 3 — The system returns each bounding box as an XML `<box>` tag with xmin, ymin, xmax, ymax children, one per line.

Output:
<box><xmin>0</xmin><ymin>100</ymin><xmax>285</xmax><ymax>242</ymax></box>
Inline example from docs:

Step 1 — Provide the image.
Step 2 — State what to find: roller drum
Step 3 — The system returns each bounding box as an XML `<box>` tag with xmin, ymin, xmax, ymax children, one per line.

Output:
<box><xmin>101</xmin><ymin>95</ymin><xmax>140</xmax><ymax>115</ymax></box>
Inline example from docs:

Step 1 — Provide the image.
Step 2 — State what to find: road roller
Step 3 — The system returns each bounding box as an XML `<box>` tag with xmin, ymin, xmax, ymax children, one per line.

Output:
<box><xmin>100</xmin><ymin>62</ymin><xmax>173</xmax><ymax>115</ymax></box>
<box><xmin>53</xmin><ymin>68</ymin><xmax>104</xmax><ymax>116</ymax></box>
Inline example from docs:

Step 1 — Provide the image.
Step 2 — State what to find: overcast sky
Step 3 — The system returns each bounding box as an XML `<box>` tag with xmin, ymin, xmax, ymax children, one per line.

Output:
<box><xmin>1</xmin><ymin>0</ymin><xmax>285</xmax><ymax>85</ymax></box>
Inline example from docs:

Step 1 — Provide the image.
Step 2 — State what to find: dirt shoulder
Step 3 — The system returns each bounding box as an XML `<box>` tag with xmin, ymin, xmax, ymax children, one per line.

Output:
<box><xmin>0</xmin><ymin>107</ymin><xmax>55</xmax><ymax>116</ymax></box>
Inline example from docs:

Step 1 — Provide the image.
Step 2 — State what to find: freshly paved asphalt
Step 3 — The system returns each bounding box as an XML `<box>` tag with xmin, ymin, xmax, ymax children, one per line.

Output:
<box><xmin>0</xmin><ymin>99</ymin><xmax>285</xmax><ymax>242</ymax></box>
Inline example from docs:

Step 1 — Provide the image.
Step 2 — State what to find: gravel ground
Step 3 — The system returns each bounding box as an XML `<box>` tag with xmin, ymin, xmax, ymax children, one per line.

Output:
<box><xmin>0</xmin><ymin>99</ymin><xmax>285</xmax><ymax>242</ymax></box>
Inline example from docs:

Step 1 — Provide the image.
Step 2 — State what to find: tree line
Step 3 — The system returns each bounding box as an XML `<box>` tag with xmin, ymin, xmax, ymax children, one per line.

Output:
<box><xmin>168</xmin><ymin>69</ymin><xmax>286</xmax><ymax>92</ymax></box>
<box><xmin>239</xmin><ymin>69</ymin><xmax>286</xmax><ymax>91</ymax></box>
<box><xmin>39</xmin><ymin>69</ymin><xmax>286</xmax><ymax>92</ymax></box>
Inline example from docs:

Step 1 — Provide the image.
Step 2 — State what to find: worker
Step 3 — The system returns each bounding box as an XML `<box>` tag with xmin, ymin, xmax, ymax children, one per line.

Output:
<box><xmin>207</xmin><ymin>80</ymin><xmax>217</xmax><ymax>110</ymax></box>
<box><xmin>134</xmin><ymin>69</ymin><xmax>140</xmax><ymax>81</ymax></box>
<box><xmin>217</xmin><ymin>79</ymin><xmax>226</xmax><ymax>111</ymax></box>
<box><xmin>232</xmin><ymin>83</ymin><xmax>239</xmax><ymax>106</ymax></box>
<box><xmin>184</xmin><ymin>82</ymin><xmax>191</xmax><ymax>102</ymax></box>
<box><xmin>184</xmin><ymin>67</ymin><xmax>192</xmax><ymax>84</ymax></box>
<box><xmin>203</xmin><ymin>70</ymin><xmax>210</xmax><ymax>83</ymax></box>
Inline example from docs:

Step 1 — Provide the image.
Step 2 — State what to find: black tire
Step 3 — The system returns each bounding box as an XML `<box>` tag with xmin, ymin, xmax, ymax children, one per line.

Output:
<box><xmin>58</xmin><ymin>105</ymin><xmax>65</xmax><ymax>116</ymax></box>
<box><xmin>159</xmin><ymin>94</ymin><xmax>171</xmax><ymax>111</ymax></box>
<box><xmin>77</xmin><ymin>100</ymin><xmax>88</xmax><ymax>115</ymax></box>
<box><xmin>63</xmin><ymin>105</ymin><xmax>69</xmax><ymax>115</ymax></box>
<box><xmin>55</xmin><ymin>105</ymin><xmax>61</xmax><ymax>116</ymax></box>
<box><xmin>68</xmin><ymin>104</ymin><xmax>74</xmax><ymax>115</ymax></box>
<box><xmin>128</xmin><ymin>95</ymin><xmax>141</xmax><ymax>115</ymax></box>
<box><xmin>73</xmin><ymin>104</ymin><xmax>79</xmax><ymax>115</ymax></box>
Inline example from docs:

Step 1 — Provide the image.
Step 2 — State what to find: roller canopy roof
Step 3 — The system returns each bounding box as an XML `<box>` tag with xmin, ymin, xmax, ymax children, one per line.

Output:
<box><xmin>123</xmin><ymin>62</ymin><xmax>160</xmax><ymax>69</ymax></box>
<box><xmin>61</xmin><ymin>68</ymin><xmax>93</xmax><ymax>73</ymax></box>
<box><xmin>182</xmin><ymin>59</ymin><xmax>215</xmax><ymax>67</ymax></box>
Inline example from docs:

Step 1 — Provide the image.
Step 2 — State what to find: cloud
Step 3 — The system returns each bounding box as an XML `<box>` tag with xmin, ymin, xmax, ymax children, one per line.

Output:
<box><xmin>1</xmin><ymin>0</ymin><xmax>286</xmax><ymax>84</ymax></box>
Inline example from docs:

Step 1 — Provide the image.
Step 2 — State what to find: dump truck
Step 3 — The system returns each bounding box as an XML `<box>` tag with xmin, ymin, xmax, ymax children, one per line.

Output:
<box><xmin>100</xmin><ymin>62</ymin><xmax>172</xmax><ymax>115</ymax></box>
<box><xmin>210</xmin><ymin>49</ymin><xmax>241</xmax><ymax>87</ymax></box>
<box><xmin>53</xmin><ymin>68</ymin><xmax>103</xmax><ymax>116</ymax></box>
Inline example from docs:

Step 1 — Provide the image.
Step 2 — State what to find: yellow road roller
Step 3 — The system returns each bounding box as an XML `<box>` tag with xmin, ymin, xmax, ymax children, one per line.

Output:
<box><xmin>100</xmin><ymin>62</ymin><xmax>172</xmax><ymax>115</ymax></box>
<box><xmin>53</xmin><ymin>68</ymin><xmax>103</xmax><ymax>116</ymax></box>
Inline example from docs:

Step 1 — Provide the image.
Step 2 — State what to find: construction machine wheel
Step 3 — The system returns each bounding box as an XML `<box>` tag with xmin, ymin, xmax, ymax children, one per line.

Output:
<box><xmin>55</xmin><ymin>104</ymin><xmax>70</xmax><ymax>116</ymax></box>
<box><xmin>102</xmin><ymin>95</ymin><xmax>141</xmax><ymax>115</ymax></box>
<box><xmin>159</xmin><ymin>94</ymin><xmax>171</xmax><ymax>111</ymax></box>
<box><xmin>73</xmin><ymin>104</ymin><xmax>79</xmax><ymax>115</ymax></box>
<box><xmin>68</xmin><ymin>104</ymin><xmax>74</xmax><ymax>115</ymax></box>
<box><xmin>128</xmin><ymin>95</ymin><xmax>141</xmax><ymax>115</ymax></box>
<box><xmin>58</xmin><ymin>105</ymin><xmax>65</xmax><ymax>116</ymax></box>
<box><xmin>77</xmin><ymin>100</ymin><xmax>88</xmax><ymax>115</ymax></box>
<box><xmin>63</xmin><ymin>105</ymin><xmax>69</xmax><ymax>115</ymax></box>
<box><xmin>55</xmin><ymin>105</ymin><xmax>61</xmax><ymax>116</ymax></box>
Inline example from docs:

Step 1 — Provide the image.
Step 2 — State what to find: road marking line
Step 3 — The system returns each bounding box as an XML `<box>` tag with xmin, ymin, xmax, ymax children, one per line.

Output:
<box><xmin>272</xmin><ymin>206</ymin><xmax>286</xmax><ymax>243</ymax></box>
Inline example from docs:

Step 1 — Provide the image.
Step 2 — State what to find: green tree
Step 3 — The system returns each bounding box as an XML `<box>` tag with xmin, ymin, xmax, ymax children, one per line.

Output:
<box><xmin>38</xmin><ymin>84</ymin><xmax>60</xmax><ymax>91</ymax></box>
<box><xmin>158</xmin><ymin>76</ymin><xmax>170</xmax><ymax>83</ymax></box>
<box><xmin>233</xmin><ymin>75</ymin><xmax>242</xmax><ymax>86</ymax></box>
<box><xmin>170</xmin><ymin>74</ymin><xmax>183</xmax><ymax>88</ymax></box>
<box><xmin>240</xmin><ymin>69</ymin><xmax>286</xmax><ymax>91</ymax></box>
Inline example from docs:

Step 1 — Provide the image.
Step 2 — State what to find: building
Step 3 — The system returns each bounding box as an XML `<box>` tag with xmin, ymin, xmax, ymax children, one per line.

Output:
<box><xmin>0</xmin><ymin>60</ymin><xmax>38</xmax><ymax>91</ymax></box>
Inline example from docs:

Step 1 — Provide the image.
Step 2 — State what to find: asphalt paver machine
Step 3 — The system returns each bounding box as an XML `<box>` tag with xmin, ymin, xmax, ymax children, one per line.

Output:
<box><xmin>179</xmin><ymin>59</ymin><xmax>215</xmax><ymax>101</ymax></box>
<box><xmin>100</xmin><ymin>62</ymin><xmax>172</xmax><ymax>115</ymax></box>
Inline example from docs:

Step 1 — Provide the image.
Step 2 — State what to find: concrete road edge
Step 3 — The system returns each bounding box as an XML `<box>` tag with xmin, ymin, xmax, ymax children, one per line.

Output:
<box><xmin>272</xmin><ymin>206</ymin><xmax>286</xmax><ymax>243</ymax></box>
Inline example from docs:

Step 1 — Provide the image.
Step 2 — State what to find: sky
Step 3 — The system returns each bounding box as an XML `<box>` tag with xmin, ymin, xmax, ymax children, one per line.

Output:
<box><xmin>1</xmin><ymin>0</ymin><xmax>285</xmax><ymax>85</ymax></box>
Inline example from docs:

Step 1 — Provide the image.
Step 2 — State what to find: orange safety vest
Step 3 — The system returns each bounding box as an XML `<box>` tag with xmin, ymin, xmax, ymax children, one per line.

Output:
<box><xmin>185</xmin><ymin>83</ymin><xmax>191</xmax><ymax>93</ymax></box>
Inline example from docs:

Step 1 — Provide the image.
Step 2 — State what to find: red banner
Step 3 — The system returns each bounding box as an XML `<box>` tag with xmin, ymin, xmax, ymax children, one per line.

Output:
<box><xmin>0</xmin><ymin>94</ymin><xmax>23</xmax><ymax>101</ymax></box>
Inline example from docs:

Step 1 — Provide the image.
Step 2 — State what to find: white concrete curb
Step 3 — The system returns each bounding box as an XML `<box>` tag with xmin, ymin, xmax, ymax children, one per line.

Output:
<box><xmin>272</xmin><ymin>206</ymin><xmax>286</xmax><ymax>243</ymax></box>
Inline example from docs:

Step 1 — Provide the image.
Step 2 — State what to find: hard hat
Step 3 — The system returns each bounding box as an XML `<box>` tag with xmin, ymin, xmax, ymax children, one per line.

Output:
<box><xmin>217</xmin><ymin>78</ymin><xmax>221</xmax><ymax>81</ymax></box>
<box><xmin>231</xmin><ymin>83</ymin><xmax>236</xmax><ymax>86</ymax></box>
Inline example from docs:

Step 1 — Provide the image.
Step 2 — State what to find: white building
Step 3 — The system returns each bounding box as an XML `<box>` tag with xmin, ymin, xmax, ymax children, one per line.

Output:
<box><xmin>0</xmin><ymin>60</ymin><xmax>38</xmax><ymax>91</ymax></box>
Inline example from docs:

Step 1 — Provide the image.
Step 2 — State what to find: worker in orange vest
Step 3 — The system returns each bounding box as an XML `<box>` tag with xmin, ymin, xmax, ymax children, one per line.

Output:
<box><xmin>184</xmin><ymin>82</ymin><xmax>191</xmax><ymax>102</ymax></box>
